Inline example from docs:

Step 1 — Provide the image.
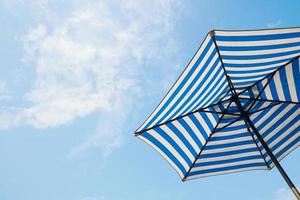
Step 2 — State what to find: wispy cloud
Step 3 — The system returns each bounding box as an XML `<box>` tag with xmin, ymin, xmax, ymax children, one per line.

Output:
<box><xmin>0</xmin><ymin>80</ymin><xmax>11</xmax><ymax>101</ymax></box>
<box><xmin>267</xmin><ymin>20</ymin><xmax>282</xmax><ymax>28</ymax></box>
<box><xmin>274</xmin><ymin>186</ymin><xmax>298</xmax><ymax>200</ymax></box>
<box><xmin>1</xmin><ymin>0</ymin><xmax>183</xmax><ymax>156</ymax></box>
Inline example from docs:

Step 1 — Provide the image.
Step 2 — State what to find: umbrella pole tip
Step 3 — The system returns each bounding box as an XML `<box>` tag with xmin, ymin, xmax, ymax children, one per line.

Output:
<box><xmin>210</xmin><ymin>30</ymin><xmax>215</xmax><ymax>37</ymax></box>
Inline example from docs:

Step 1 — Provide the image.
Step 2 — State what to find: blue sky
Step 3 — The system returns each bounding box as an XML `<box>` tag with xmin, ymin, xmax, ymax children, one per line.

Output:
<box><xmin>0</xmin><ymin>0</ymin><xmax>299</xmax><ymax>200</ymax></box>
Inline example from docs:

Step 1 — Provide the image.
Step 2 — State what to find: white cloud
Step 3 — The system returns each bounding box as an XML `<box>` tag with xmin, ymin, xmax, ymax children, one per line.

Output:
<box><xmin>274</xmin><ymin>186</ymin><xmax>298</xmax><ymax>200</ymax></box>
<box><xmin>1</xmin><ymin>0</ymin><xmax>182</xmax><ymax>156</ymax></box>
<box><xmin>267</xmin><ymin>20</ymin><xmax>282</xmax><ymax>28</ymax></box>
<box><xmin>0</xmin><ymin>80</ymin><xmax>11</xmax><ymax>101</ymax></box>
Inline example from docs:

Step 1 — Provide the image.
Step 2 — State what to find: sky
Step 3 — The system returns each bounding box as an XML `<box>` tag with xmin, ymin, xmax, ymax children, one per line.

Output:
<box><xmin>0</xmin><ymin>0</ymin><xmax>299</xmax><ymax>200</ymax></box>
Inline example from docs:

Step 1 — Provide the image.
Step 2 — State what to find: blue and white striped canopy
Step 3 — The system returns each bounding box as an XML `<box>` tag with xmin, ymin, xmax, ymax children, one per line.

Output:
<box><xmin>135</xmin><ymin>27</ymin><xmax>300</xmax><ymax>181</ymax></box>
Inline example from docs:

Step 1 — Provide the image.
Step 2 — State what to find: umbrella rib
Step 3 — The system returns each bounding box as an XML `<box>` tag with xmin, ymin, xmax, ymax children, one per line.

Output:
<box><xmin>135</xmin><ymin>98</ymin><xmax>231</xmax><ymax>135</ymax></box>
<box><xmin>211</xmin><ymin>31</ymin><xmax>238</xmax><ymax>96</ymax></box>
<box><xmin>134</xmin><ymin>32</ymin><xmax>212</xmax><ymax>134</ymax></box>
<box><xmin>200</xmin><ymin>110</ymin><xmax>240</xmax><ymax>116</ymax></box>
<box><xmin>249</xmin><ymin>101</ymin><xmax>282</xmax><ymax>114</ymax></box>
<box><xmin>182</xmin><ymin>101</ymin><xmax>233</xmax><ymax>181</ymax></box>
<box><xmin>231</xmin><ymin>74</ymin><xmax>300</xmax><ymax>199</ymax></box>
<box><xmin>245</xmin><ymin>122</ymin><xmax>271</xmax><ymax>169</ymax></box>
<box><xmin>240</xmin><ymin>97</ymin><xmax>300</xmax><ymax>105</ymax></box>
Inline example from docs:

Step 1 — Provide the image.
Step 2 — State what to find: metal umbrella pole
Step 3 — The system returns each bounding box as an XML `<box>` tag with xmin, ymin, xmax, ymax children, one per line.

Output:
<box><xmin>232</xmin><ymin>95</ymin><xmax>300</xmax><ymax>200</ymax></box>
<box><xmin>246</xmin><ymin>117</ymin><xmax>300</xmax><ymax>200</ymax></box>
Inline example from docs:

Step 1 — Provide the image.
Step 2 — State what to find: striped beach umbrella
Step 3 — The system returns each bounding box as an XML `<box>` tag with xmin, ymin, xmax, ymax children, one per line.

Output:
<box><xmin>134</xmin><ymin>27</ymin><xmax>300</xmax><ymax>199</ymax></box>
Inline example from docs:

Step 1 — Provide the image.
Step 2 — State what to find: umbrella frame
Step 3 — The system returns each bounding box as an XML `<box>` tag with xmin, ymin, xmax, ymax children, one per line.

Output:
<box><xmin>136</xmin><ymin>28</ymin><xmax>300</xmax><ymax>199</ymax></box>
<box><xmin>211</xmin><ymin>32</ymin><xmax>300</xmax><ymax>199</ymax></box>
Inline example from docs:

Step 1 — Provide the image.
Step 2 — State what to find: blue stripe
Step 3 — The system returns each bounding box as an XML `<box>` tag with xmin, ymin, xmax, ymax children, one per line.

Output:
<box><xmin>268</xmin><ymin>76</ymin><xmax>280</xmax><ymax>100</ymax></box>
<box><xmin>270</xmin><ymin>123</ymin><xmax>300</xmax><ymax>152</ymax></box>
<box><xmin>167</xmin><ymin>56</ymin><xmax>222</xmax><ymax>120</ymax></box>
<box><xmin>189</xmin><ymin>162</ymin><xmax>266</xmax><ymax>176</ymax></box>
<box><xmin>224</xmin><ymin>57</ymin><xmax>290</xmax><ymax>67</ymax></box>
<box><xmin>155</xmin><ymin>49</ymin><xmax>219</xmax><ymax>126</ymax></box>
<box><xmin>192</xmin><ymin>77</ymin><xmax>228</xmax><ymax>110</ymax></box>
<box><xmin>194</xmin><ymin>155</ymin><xmax>262</xmax><ymax>167</ymax></box>
<box><xmin>154</xmin><ymin>127</ymin><xmax>192</xmax><ymax>166</ymax></box>
<box><xmin>274</xmin><ymin>132</ymin><xmax>300</xmax><ymax>159</ymax></box>
<box><xmin>265</xmin><ymin>128</ymin><xmax>299</xmax><ymax>165</ymax></box>
<box><xmin>142</xmin><ymin>132</ymin><xmax>187</xmax><ymax>175</ymax></box>
<box><xmin>292</xmin><ymin>58</ymin><xmax>300</xmax><ymax>100</ymax></box>
<box><xmin>178</xmin><ymin>117</ymin><xmax>203</xmax><ymax>148</ymax></box>
<box><xmin>215</xmin><ymin>32</ymin><xmax>300</xmax><ymax>41</ymax></box>
<box><xmin>230</xmin><ymin>74</ymin><xmax>267</xmax><ymax>81</ymax></box>
<box><xmin>178</xmin><ymin>64</ymin><xmax>225</xmax><ymax>116</ymax></box>
<box><xmin>166</xmin><ymin>123</ymin><xmax>198</xmax><ymax>157</ymax></box>
<box><xmin>210</xmin><ymin>133</ymin><xmax>249</xmax><ymax>141</ymax></box>
<box><xmin>200</xmin><ymin>147</ymin><xmax>258</xmax><ymax>158</ymax></box>
<box><xmin>259</xmin><ymin>105</ymin><xmax>294</xmax><ymax>138</ymax></box>
<box><xmin>228</xmin><ymin>67</ymin><xmax>277</xmax><ymax>74</ymax></box>
<box><xmin>257</xmin><ymin>81</ymin><xmax>267</xmax><ymax>99</ymax></box>
<box><xmin>279</xmin><ymin>66</ymin><xmax>292</xmax><ymax>101</ymax></box>
<box><xmin>205</xmin><ymin>140</ymin><xmax>254</xmax><ymax>150</ymax></box>
<box><xmin>218</xmin><ymin>41</ymin><xmax>300</xmax><ymax>51</ymax></box>
<box><xmin>222</xmin><ymin>49</ymin><xmax>300</xmax><ymax>60</ymax></box>
<box><xmin>252</xmin><ymin>103</ymin><xmax>286</xmax><ymax>125</ymax></box>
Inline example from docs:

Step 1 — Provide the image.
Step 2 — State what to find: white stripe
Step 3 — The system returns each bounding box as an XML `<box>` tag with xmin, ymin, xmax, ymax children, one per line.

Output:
<box><xmin>162</xmin><ymin>55</ymin><xmax>220</xmax><ymax>121</ymax></box>
<box><xmin>181</xmin><ymin>117</ymin><xmax>208</xmax><ymax>150</ymax></box>
<box><xmin>207</xmin><ymin>136</ymin><xmax>253</xmax><ymax>146</ymax></box>
<box><xmin>196</xmin><ymin>76</ymin><xmax>227</xmax><ymax>108</ymax></box>
<box><xmin>273</xmin><ymin>71</ymin><xmax>285</xmax><ymax>100</ymax></box>
<box><xmin>196</xmin><ymin>151</ymin><xmax>261</xmax><ymax>163</ymax></box>
<box><xmin>251</xmin><ymin>103</ymin><xmax>281</xmax><ymax>127</ymax></box>
<box><xmin>259</xmin><ymin>104</ymin><xmax>294</xmax><ymax>133</ymax></box>
<box><xmin>186</xmin><ymin>166</ymin><xmax>266</xmax><ymax>180</ymax></box>
<box><xmin>261</xmin><ymin>78</ymin><xmax>273</xmax><ymax>100</ymax></box>
<box><xmin>228</xmin><ymin>69</ymin><xmax>276</xmax><ymax>77</ymax></box>
<box><xmin>268</xmin><ymin>119</ymin><xmax>299</xmax><ymax>149</ymax></box>
<box><xmin>187</xmin><ymin>115</ymin><xmax>211</xmax><ymax>141</ymax></box>
<box><xmin>215</xmin><ymin>28</ymin><xmax>300</xmax><ymax>36</ymax></box>
<box><xmin>198</xmin><ymin>81</ymin><xmax>228</xmax><ymax>109</ymax></box>
<box><xmin>276</xmin><ymin>140</ymin><xmax>300</xmax><ymax>163</ymax></box>
<box><xmin>251</xmin><ymin>101</ymin><xmax>273</xmax><ymax>112</ymax></box>
<box><xmin>147</xmin><ymin>129</ymin><xmax>190</xmax><ymax>170</ymax></box>
<box><xmin>225</xmin><ymin>61</ymin><xmax>286</xmax><ymax>71</ymax></box>
<box><xmin>160</xmin><ymin>125</ymin><xmax>195</xmax><ymax>162</ymax></box>
<box><xmin>220</xmin><ymin>45</ymin><xmax>300</xmax><ymax>56</ymax></box>
<box><xmin>272</xmin><ymin>130</ymin><xmax>300</xmax><ymax>156</ymax></box>
<box><xmin>206</xmin><ymin>112</ymin><xmax>218</xmax><ymax>126</ymax></box>
<box><xmin>214</xmin><ymin>128</ymin><xmax>247</xmax><ymax>136</ymax></box>
<box><xmin>172</xmin><ymin>120</ymin><xmax>200</xmax><ymax>153</ymax></box>
<box><xmin>263</xmin><ymin>106</ymin><xmax>299</xmax><ymax>142</ymax></box>
<box><xmin>191</xmin><ymin>159</ymin><xmax>264</xmax><ymax>172</ymax></box>
<box><xmin>217</xmin><ymin>37</ymin><xmax>300</xmax><ymax>47</ymax></box>
<box><xmin>148</xmin><ymin>42</ymin><xmax>216</xmax><ymax>129</ymax></box>
<box><xmin>285</xmin><ymin>64</ymin><xmax>299</xmax><ymax>102</ymax></box>
<box><xmin>138</xmin><ymin>135</ymin><xmax>184</xmax><ymax>178</ymax></box>
<box><xmin>235</xmin><ymin>83</ymin><xmax>257</xmax><ymax>89</ymax></box>
<box><xmin>193</xmin><ymin>113</ymin><xmax>211</xmax><ymax>138</ymax></box>
<box><xmin>231</xmin><ymin>76</ymin><xmax>265</xmax><ymax>83</ymax></box>
<box><xmin>223</xmin><ymin>52</ymin><xmax>300</xmax><ymax>64</ymax></box>
<box><xmin>178</xmin><ymin>62</ymin><xmax>224</xmax><ymax>115</ymax></box>
<box><xmin>201</xmin><ymin>143</ymin><xmax>257</xmax><ymax>154</ymax></box>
